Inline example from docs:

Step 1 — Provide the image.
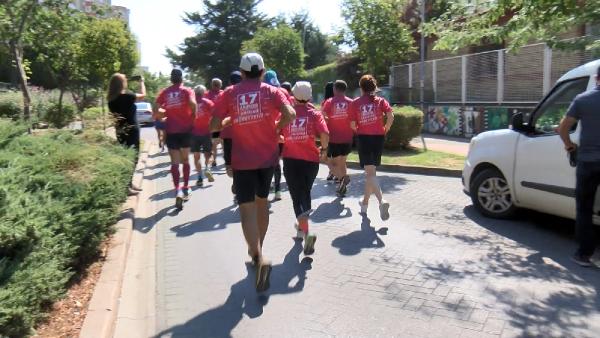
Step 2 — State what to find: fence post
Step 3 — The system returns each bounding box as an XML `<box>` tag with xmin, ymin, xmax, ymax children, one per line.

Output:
<box><xmin>432</xmin><ymin>60</ymin><xmax>437</xmax><ymax>103</ymax></box>
<box><xmin>543</xmin><ymin>45</ymin><xmax>553</xmax><ymax>95</ymax></box>
<box><xmin>497</xmin><ymin>49</ymin><xmax>504</xmax><ymax>103</ymax></box>
<box><xmin>408</xmin><ymin>63</ymin><xmax>413</xmax><ymax>88</ymax></box>
<box><xmin>389</xmin><ymin>66</ymin><xmax>394</xmax><ymax>87</ymax></box>
<box><xmin>461</xmin><ymin>55</ymin><xmax>467</xmax><ymax>104</ymax></box>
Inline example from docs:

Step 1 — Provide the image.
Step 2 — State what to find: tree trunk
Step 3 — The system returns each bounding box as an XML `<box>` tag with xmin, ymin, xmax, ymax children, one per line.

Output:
<box><xmin>9</xmin><ymin>41</ymin><xmax>31</xmax><ymax>120</ymax></box>
<box><xmin>58</xmin><ymin>87</ymin><xmax>64</xmax><ymax>114</ymax></box>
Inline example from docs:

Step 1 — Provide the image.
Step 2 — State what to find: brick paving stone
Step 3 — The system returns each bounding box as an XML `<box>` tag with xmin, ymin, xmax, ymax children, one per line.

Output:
<box><xmin>133</xmin><ymin>131</ymin><xmax>600</xmax><ymax>338</ymax></box>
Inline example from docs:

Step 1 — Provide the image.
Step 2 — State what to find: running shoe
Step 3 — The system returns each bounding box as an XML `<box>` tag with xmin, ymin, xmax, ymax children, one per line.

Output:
<box><xmin>358</xmin><ymin>201</ymin><xmax>368</xmax><ymax>215</ymax></box>
<box><xmin>182</xmin><ymin>188</ymin><xmax>190</xmax><ymax>201</ymax></box>
<box><xmin>326</xmin><ymin>173</ymin><xmax>334</xmax><ymax>181</ymax></box>
<box><xmin>379</xmin><ymin>201</ymin><xmax>390</xmax><ymax>221</ymax></box>
<box><xmin>212</xmin><ymin>160</ymin><xmax>217</xmax><ymax>168</ymax></box>
<box><xmin>205</xmin><ymin>169</ymin><xmax>215</xmax><ymax>182</ymax></box>
<box><xmin>303</xmin><ymin>233</ymin><xmax>317</xmax><ymax>255</ymax></box>
<box><xmin>293</xmin><ymin>223</ymin><xmax>304</xmax><ymax>240</ymax></box>
<box><xmin>337</xmin><ymin>175</ymin><xmax>350</xmax><ymax>197</ymax></box>
<box><xmin>273</xmin><ymin>191</ymin><xmax>282</xmax><ymax>201</ymax></box>
<box><xmin>175</xmin><ymin>190</ymin><xmax>184</xmax><ymax>210</ymax></box>
<box><xmin>256</xmin><ymin>260</ymin><xmax>272</xmax><ymax>292</ymax></box>
<box><xmin>196</xmin><ymin>178</ymin><xmax>204</xmax><ymax>187</ymax></box>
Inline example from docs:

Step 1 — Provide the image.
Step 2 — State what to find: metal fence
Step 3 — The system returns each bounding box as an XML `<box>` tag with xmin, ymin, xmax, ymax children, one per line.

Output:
<box><xmin>390</xmin><ymin>42</ymin><xmax>595</xmax><ymax>105</ymax></box>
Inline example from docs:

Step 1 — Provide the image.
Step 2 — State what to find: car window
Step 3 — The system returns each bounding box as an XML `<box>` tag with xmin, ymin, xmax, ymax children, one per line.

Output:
<box><xmin>135</xmin><ymin>102</ymin><xmax>150</xmax><ymax>110</ymax></box>
<box><xmin>533</xmin><ymin>77</ymin><xmax>589</xmax><ymax>134</ymax></box>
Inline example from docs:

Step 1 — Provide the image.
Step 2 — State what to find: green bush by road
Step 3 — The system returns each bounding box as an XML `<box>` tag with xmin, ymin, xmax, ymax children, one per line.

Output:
<box><xmin>385</xmin><ymin>106</ymin><xmax>424</xmax><ymax>150</ymax></box>
<box><xmin>0</xmin><ymin>120</ymin><xmax>135</xmax><ymax>337</ymax></box>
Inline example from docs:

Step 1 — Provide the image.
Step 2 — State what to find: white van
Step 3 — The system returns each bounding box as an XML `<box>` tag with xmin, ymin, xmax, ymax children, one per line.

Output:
<box><xmin>463</xmin><ymin>59</ymin><xmax>600</xmax><ymax>223</ymax></box>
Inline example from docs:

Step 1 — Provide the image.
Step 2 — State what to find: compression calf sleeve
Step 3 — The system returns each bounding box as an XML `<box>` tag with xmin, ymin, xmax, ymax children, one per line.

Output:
<box><xmin>182</xmin><ymin>163</ymin><xmax>191</xmax><ymax>188</ymax></box>
<box><xmin>170</xmin><ymin>164</ymin><xmax>180</xmax><ymax>189</ymax></box>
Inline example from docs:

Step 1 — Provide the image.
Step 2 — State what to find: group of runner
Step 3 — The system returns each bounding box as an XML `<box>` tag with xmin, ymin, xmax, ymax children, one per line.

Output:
<box><xmin>151</xmin><ymin>52</ymin><xmax>394</xmax><ymax>292</ymax></box>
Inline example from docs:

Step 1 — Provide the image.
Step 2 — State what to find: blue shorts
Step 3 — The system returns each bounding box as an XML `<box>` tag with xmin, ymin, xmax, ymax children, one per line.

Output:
<box><xmin>155</xmin><ymin>120</ymin><xmax>166</xmax><ymax>130</ymax></box>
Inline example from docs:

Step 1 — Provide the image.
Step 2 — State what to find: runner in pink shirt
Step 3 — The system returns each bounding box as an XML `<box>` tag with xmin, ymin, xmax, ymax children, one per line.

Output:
<box><xmin>349</xmin><ymin>75</ymin><xmax>394</xmax><ymax>221</ymax></box>
<box><xmin>282</xmin><ymin>81</ymin><xmax>329</xmax><ymax>255</ymax></box>
<box><xmin>322</xmin><ymin>80</ymin><xmax>354</xmax><ymax>197</ymax></box>
<box><xmin>218</xmin><ymin>71</ymin><xmax>242</xmax><ymax>203</ymax></box>
<box><xmin>211</xmin><ymin>53</ymin><xmax>296</xmax><ymax>292</ymax></box>
<box><xmin>205</xmin><ymin>78</ymin><xmax>224</xmax><ymax>168</ymax></box>
<box><xmin>153</xmin><ymin>69</ymin><xmax>197</xmax><ymax>210</ymax></box>
<box><xmin>191</xmin><ymin>85</ymin><xmax>215</xmax><ymax>187</ymax></box>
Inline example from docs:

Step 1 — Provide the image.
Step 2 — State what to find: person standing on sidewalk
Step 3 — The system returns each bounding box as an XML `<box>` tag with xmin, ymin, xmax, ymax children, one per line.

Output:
<box><xmin>558</xmin><ymin>66</ymin><xmax>600</xmax><ymax>267</ymax></box>
<box><xmin>153</xmin><ymin>69</ymin><xmax>197</xmax><ymax>210</ymax></box>
<box><xmin>211</xmin><ymin>53</ymin><xmax>295</xmax><ymax>291</ymax></box>
<box><xmin>206</xmin><ymin>78</ymin><xmax>224</xmax><ymax>168</ymax></box>
<box><xmin>282</xmin><ymin>81</ymin><xmax>329</xmax><ymax>255</ymax></box>
<box><xmin>349</xmin><ymin>75</ymin><xmax>394</xmax><ymax>221</ymax></box>
<box><xmin>191</xmin><ymin>85</ymin><xmax>215</xmax><ymax>187</ymax></box>
<box><xmin>322</xmin><ymin>80</ymin><xmax>354</xmax><ymax>197</ymax></box>
<box><xmin>107</xmin><ymin>73</ymin><xmax>146</xmax><ymax>150</ymax></box>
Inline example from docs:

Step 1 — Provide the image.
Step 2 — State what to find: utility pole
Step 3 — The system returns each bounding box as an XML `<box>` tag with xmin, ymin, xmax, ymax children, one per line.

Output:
<box><xmin>419</xmin><ymin>0</ymin><xmax>428</xmax><ymax>151</ymax></box>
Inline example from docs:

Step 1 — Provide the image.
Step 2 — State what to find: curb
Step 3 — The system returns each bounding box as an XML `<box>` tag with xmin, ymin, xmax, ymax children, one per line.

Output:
<box><xmin>347</xmin><ymin>161</ymin><xmax>462</xmax><ymax>178</ymax></box>
<box><xmin>79</xmin><ymin>145</ymin><xmax>149</xmax><ymax>338</ymax></box>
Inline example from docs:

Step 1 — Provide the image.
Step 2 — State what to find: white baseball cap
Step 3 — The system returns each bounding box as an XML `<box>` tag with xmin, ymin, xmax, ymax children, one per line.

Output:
<box><xmin>292</xmin><ymin>81</ymin><xmax>312</xmax><ymax>101</ymax></box>
<box><xmin>240</xmin><ymin>53</ymin><xmax>265</xmax><ymax>72</ymax></box>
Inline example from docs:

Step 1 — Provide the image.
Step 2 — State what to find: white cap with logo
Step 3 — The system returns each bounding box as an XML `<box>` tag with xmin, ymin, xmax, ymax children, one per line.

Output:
<box><xmin>292</xmin><ymin>81</ymin><xmax>312</xmax><ymax>101</ymax></box>
<box><xmin>240</xmin><ymin>53</ymin><xmax>265</xmax><ymax>72</ymax></box>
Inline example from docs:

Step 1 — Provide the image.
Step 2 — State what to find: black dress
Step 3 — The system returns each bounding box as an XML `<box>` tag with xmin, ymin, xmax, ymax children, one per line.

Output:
<box><xmin>108</xmin><ymin>92</ymin><xmax>140</xmax><ymax>149</ymax></box>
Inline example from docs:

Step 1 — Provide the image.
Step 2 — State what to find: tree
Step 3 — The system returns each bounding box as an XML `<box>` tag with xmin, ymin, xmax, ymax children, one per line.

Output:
<box><xmin>340</xmin><ymin>0</ymin><xmax>416</xmax><ymax>81</ymax></box>
<box><xmin>242</xmin><ymin>25</ymin><xmax>305</xmax><ymax>81</ymax></box>
<box><xmin>424</xmin><ymin>0</ymin><xmax>600</xmax><ymax>53</ymax></box>
<box><xmin>168</xmin><ymin>0</ymin><xmax>268</xmax><ymax>81</ymax></box>
<box><xmin>286</xmin><ymin>11</ymin><xmax>338</xmax><ymax>70</ymax></box>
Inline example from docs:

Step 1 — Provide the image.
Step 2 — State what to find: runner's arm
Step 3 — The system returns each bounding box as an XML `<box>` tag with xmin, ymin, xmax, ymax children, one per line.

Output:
<box><xmin>153</xmin><ymin>106</ymin><xmax>165</xmax><ymax>120</ymax></box>
<box><xmin>559</xmin><ymin>116</ymin><xmax>578</xmax><ymax>152</ymax></box>
<box><xmin>276</xmin><ymin>104</ymin><xmax>296</xmax><ymax>130</ymax></box>
<box><xmin>319</xmin><ymin>132</ymin><xmax>330</xmax><ymax>162</ymax></box>
<box><xmin>135</xmin><ymin>78</ymin><xmax>146</xmax><ymax>101</ymax></box>
<box><xmin>384</xmin><ymin>111</ymin><xmax>394</xmax><ymax>134</ymax></box>
<box><xmin>210</xmin><ymin>116</ymin><xmax>223</xmax><ymax>132</ymax></box>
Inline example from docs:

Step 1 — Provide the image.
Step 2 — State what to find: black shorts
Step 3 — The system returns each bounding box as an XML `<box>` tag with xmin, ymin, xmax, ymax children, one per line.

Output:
<box><xmin>166</xmin><ymin>132</ymin><xmax>191</xmax><ymax>150</ymax></box>
<box><xmin>233</xmin><ymin>167</ymin><xmax>275</xmax><ymax>204</ymax></box>
<box><xmin>212</xmin><ymin>132</ymin><xmax>221</xmax><ymax>139</ymax></box>
<box><xmin>328</xmin><ymin>142</ymin><xmax>352</xmax><ymax>158</ymax></box>
<box><xmin>223</xmin><ymin>138</ymin><xmax>232</xmax><ymax>166</ymax></box>
<box><xmin>191</xmin><ymin>134</ymin><xmax>212</xmax><ymax>153</ymax></box>
<box><xmin>357</xmin><ymin>135</ymin><xmax>385</xmax><ymax>168</ymax></box>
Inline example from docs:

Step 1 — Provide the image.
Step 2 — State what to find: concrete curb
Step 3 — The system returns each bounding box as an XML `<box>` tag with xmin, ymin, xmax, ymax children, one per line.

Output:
<box><xmin>79</xmin><ymin>145</ymin><xmax>149</xmax><ymax>338</ymax></box>
<box><xmin>347</xmin><ymin>161</ymin><xmax>462</xmax><ymax>178</ymax></box>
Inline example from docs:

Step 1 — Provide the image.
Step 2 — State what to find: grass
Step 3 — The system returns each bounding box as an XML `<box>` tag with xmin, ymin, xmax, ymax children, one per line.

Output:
<box><xmin>347</xmin><ymin>147</ymin><xmax>465</xmax><ymax>170</ymax></box>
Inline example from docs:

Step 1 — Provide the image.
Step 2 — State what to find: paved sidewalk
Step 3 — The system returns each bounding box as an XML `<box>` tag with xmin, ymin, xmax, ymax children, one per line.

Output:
<box><xmin>133</xmin><ymin>130</ymin><xmax>599</xmax><ymax>338</ymax></box>
<box><xmin>411</xmin><ymin>135</ymin><xmax>470</xmax><ymax>156</ymax></box>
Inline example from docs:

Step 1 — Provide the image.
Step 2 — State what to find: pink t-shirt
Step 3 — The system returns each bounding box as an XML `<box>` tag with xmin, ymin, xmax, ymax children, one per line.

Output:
<box><xmin>155</xmin><ymin>84</ymin><xmax>195</xmax><ymax>134</ymax></box>
<box><xmin>213</xmin><ymin>80</ymin><xmax>290</xmax><ymax>170</ymax></box>
<box><xmin>213</xmin><ymin>88</ymin><xmax>232</xmax><ymax>139</ymax></box>
<box><xmin>192</xmin><ymin>97</ymin><xmax>214</xmax><ymax>135</ymax></box>
<box><xmin>282</xmin><ymin>104</ymin><xmax>328</xmax><ymax>162</ymax></box>
<box><xmin>204</xmin><ymin>89</ymin><xmax>223</xmax><ymax>102</ymax></box>
<box><xmin>349</xmin><ymin>95</ymin><xmax>393</xmax><ymax>136</ymax></box>
<box><xmin>322</xmin><ymin>95</ymin><xmax>354</xmax><ymax>143</ymax></box>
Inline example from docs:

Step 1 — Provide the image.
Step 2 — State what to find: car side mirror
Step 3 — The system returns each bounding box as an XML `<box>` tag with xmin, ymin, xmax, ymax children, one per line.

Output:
<box><xmin>510</xmin><ymin>112</ymin><xmax>524</xmax><ymax>131</ymax></box>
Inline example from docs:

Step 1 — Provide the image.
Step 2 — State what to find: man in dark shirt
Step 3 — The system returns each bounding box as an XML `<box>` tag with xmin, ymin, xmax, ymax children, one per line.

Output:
<box><xmin>559</xmin><ymin>66</ymin><xmax>600</xmax><ymax>267</ymax></box>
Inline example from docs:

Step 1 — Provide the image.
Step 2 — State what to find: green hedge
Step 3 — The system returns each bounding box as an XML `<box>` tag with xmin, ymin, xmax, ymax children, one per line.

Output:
<box><xmin>385</xmin><ymin>106</ymin><xmax>424</xmax><ymax>150</ymax></box>
<box><xmin>0</xmin><ymin>120</ymin><xmax>135</xmax><ymax>337</ymax></box>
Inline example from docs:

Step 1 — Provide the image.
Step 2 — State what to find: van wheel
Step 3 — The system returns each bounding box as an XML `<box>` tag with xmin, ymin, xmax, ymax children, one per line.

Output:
<box><xmin>470</xmin><ymin>168</ymin><xmax>516</xmax><ymax>219</ymax></box>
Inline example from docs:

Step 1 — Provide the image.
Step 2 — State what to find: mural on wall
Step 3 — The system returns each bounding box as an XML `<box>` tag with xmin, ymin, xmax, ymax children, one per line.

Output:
<box><xmin>463</xmin><ymin>107</ymin><xmax>485</xmax><ymax>137</ymax></box>
<box><xmin>426</xmin><ymin>106</ymin><xmax>462</xmax><ymax>136</ymax></box>
<box><xmin>485</xmin><ymin>107</ymin><xmax>510</xmax><ymax>130</ymax></box>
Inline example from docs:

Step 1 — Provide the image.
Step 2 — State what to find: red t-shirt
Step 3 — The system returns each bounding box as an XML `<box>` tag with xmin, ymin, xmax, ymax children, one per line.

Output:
<box><xmin>204</xmin><ymin>89</ymin><xmax>223</xmax><ymax>102</ymax></box>
<box><xmin>282</xmin><ymin>104</ymin><xmax>329</xmax><ymax>163</ymax></box>
<box><xmin>192</xmin><ymin>97</ymin><xmax>214</xmax><ymax>135</ymax></box>
<box><xmin>213</xmin><ymin>88</ymin><xmax>232</xmax><ymax>139</ymax></box>
<box><xmin>213</xmin><ymin>80</ymin><xmax>290</xmax><ymax>170</ymax></box>
<box><xmin>156</xmin><ymin>84</ymin><xmax>195</xmax><ymax>134</ymax></box>
<box><xmin>322</xmin><ymin>95</ymin><xmax>354</xmax><ymax>143</ymax></box>
<box><xmin>349</xmin><ymin>95</ymin><xmax>393</xmax><ymax>135</ymax></box>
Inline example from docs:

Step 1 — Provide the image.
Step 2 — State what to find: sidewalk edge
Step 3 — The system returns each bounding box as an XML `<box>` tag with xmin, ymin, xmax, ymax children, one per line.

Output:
<box><xmin>79</xmin><ymin>145</ymin><xmax>149</xmax><ymax>338</ymax></box>
<box><xmin>347</xmin><ymin>161</ymin><xmax>462</xmax><ymax>178</ymax></box>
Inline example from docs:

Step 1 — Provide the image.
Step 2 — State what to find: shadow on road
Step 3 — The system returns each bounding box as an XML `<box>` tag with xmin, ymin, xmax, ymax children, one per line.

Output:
<box><xmin>170</xmin><ymin>204</ymin><xmax>240</xmax><ymax>236</ymax></box>
<box><xmin>331</xmin><ymin>214</ymin><xmax>386</xmax><ymax>255</ymax></box>
<box><xmin>154</xmin><ymin>242</ymin><xmax>310</xmax><ymax>338</ymax></box>
<box><xmin>311</xmin><ymin>197</ymin><xmax>352</xmax><ymax>223</ymax></box>
<box><xmin>134</xmin><ymin>205</ymin><xmax>179</xmax><ymax>233</ymax></box>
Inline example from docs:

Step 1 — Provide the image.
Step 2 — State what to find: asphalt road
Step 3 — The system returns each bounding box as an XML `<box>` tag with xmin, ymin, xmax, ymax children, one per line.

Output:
<box><xmin>135</xmin><ymin>127</ymin><xmax>599</xmax><ymax>338</ymax></box>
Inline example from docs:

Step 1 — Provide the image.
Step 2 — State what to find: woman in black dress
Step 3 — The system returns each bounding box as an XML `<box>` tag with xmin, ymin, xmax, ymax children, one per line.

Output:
<box><xmin>107</xmin><ymin>73</ymin><xmax>146</xmax><ymax>150</ymax></box>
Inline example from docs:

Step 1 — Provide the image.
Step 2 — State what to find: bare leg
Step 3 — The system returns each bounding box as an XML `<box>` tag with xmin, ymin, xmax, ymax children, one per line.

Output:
<box><xmin>255</xmin><ymin>197</ymin><xmax>270</xmax><ymax>247</ymax></box>
<box><xmin>239</xmin><ymin>201</ymin><xmax>261</xmax><ymax>259</ymax></box>
<box><xmin>365</xmin><ymin>165</ymin><xmax>383</xmax><ymax>204</ymax></box>
<box><xmin>193</xmin><ymin>152</ymin><xmax>202</xmax><ymax>173</ymax></box>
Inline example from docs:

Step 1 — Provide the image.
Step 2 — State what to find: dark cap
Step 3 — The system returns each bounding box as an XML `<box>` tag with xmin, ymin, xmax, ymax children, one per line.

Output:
<box><xmin>170</xmin><ymin>68</ymin><xmax>183</xmax><ymax>83</ymax></box>
<box><xmin>230</xmin><ymin>71</ymin><xmax>242</xmax><ymax>85</ymax></box>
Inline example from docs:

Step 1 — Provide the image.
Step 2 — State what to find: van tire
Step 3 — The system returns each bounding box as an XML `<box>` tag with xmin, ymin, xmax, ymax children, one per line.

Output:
<box><xmin>470</xmin><ymin>168</ymin><xmax>516</xmax><ymax>219</ymax></box>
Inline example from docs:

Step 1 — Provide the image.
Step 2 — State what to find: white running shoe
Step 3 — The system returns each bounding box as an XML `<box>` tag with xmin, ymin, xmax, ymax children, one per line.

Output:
<box><xmin>379</xmin><ymin>201</ymin><xmax>390</xmax><ymax>221</ymax></box>
<box><xmin>204</xmin><ymin>169</ymin><xmax>214</xmax><ymax>182</ymax></box>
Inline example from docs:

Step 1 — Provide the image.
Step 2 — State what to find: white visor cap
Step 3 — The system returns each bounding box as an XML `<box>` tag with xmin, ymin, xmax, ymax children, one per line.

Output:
<box><xmin>292</xmin><ymin>81</ymin><xmax>312</xmax><ymax>101</ymax></box>
<box><xmin>240</xmin><ymin>53</ymin><xmax>265</xmax><ymax>72</ymax></box>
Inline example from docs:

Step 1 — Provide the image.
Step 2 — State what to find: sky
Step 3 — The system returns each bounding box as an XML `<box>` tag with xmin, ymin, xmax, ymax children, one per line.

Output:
<box><xmin>112</xmin><ymin>0</ymin><xmax>343</xmax><ymax>74</ymax></box>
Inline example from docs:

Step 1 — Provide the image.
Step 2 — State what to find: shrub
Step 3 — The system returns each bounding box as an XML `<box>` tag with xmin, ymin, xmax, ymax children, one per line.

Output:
<box><xmin>385</xmin><ymin>106</ymin><xmax>424</xmax><ymax>150</ymax></box>
<box><xmin>0</xmin><ymin>120</ymin><xmax>135</xmax><ymax>336</ymax></box>
<box><xmin>42</xmin><ymin>102</ymin><xmax>76</xmax><ymax>128</ymax></box>
<box><xmin>0</xmin><ymin>92</ymin><xmax>22</xmax><ymax>120</ymax></box>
